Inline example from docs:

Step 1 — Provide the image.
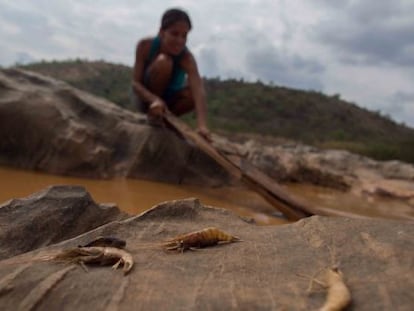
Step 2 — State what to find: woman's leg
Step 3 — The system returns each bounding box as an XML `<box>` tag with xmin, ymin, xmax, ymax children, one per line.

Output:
<box><xmin>145</xmin><ymin>55</ymin><xmax>195</xmax><ymax>116</ymax></box>
<box><xmin>169</xmin><ymin>87</ymin><xmax>195</xmax><ymax>116</ymax></box>
<box><xmin>145</xmin><ymin>54</ymin><xmax>173</xmax><ymax>98</ymax></box>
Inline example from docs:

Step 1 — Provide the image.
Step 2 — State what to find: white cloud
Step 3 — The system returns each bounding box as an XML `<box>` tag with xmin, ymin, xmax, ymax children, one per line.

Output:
<box><xmin>0</xmin><ymin>0</ymin><xmax>413</xmax><ymax>128</ymax></box>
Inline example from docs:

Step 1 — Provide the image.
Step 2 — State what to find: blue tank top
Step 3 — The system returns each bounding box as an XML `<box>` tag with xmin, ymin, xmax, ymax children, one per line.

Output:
<box><xmin>145</xmin><ymin>36</ymin><xmax>187</xmax><ymax>99</ymax></box>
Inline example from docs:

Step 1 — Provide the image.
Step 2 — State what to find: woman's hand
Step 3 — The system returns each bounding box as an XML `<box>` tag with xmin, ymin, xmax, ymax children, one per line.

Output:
<box><xmin>197</xmin><ymin>125</ymin><xmax>212</xmax><ymax>142</ymax></box>
<box><xmin>149</xmin><ymin>98</ymin><xmax>166</xmax><ymax>116</ymax></box>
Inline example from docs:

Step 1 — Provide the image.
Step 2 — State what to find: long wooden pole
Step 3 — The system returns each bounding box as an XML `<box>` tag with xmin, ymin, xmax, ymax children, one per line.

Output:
<box><xmin>164</xmin><ymin>111</ymin><xmax>319</xmax><ymax>220</ymax></box>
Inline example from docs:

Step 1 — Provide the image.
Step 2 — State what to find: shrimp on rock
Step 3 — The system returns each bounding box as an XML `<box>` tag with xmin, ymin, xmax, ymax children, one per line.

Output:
<box><xmin>53</xmin><ymin>246</ymin><xmax>134</xmax><ymax>275</ymax></box>
<box><xmin>162</xmin><ymin>227</ymin><xmax>241</xmax><ymax>252</ymax></box>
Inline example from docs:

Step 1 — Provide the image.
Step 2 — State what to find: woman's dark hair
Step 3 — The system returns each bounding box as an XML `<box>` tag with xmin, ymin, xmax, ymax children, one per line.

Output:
<box><xmin>161</xmin><ymin>8</ymin><xmax>192</xmax><ymax>30</ymax></box>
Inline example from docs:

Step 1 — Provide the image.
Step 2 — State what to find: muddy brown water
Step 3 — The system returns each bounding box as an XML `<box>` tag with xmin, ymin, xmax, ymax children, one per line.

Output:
<box><xmin>0</xmin><ymin>166</ymin><xmax>412</xmax><ymax>225</ymax></box>
<box><xmin>0</xmin><ymin>166</ymin><xmax>287</xmax><ymax>225</ymax></box>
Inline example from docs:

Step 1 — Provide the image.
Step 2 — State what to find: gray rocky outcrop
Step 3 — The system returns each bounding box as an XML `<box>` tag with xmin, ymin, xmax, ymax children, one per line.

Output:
<box><xmin>0</xmin><ymin>185</ymin><xmax>127</xmax><ymax>260</ymax></box>
<box><xmin>0</xmin><ymin>187</ymin><xmax>413</xmax><ymax>310</ymax></box>
<box><xmin>0</xmin><ymin>68</ymin><xmax>230</xmax><ymax>186</ymax></box>
<box><xmin>213</xmin><ymin>136</ymin><xmax>414</xmax><ymax>204</ymax></box>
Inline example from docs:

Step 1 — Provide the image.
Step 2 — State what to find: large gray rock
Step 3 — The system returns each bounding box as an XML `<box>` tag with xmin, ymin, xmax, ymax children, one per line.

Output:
<box><xmin>0</xmin><ymin>191</ymin><xmax>412</xmax><ymax>310</ymax></box>
<box><xmin>0</xmin><ymin>69</ymin><xmax>230</xmax><ymax>186</ymax></box>
<box><xmin>0</xmin><ymin>185</ymin><xmax>126</xmax><ymax>260</ymax></box>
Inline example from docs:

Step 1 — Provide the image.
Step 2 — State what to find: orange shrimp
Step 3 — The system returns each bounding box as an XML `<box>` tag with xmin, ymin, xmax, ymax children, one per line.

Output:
<box><xmin>162</xmin><ymin>227</ymin><xmax>240</xmax><ymax>252</ymax></box>
<box><xmin>319</xmin><ymin>268</ymin><xmax>351</xmax><ymax>311</ymax></box>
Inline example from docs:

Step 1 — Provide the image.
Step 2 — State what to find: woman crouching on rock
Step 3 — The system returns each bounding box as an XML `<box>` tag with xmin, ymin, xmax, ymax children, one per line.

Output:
<box><xmin>132</xmin><ymin>8</ymin><xmax>210</xmax><ymax>140</ymax></box>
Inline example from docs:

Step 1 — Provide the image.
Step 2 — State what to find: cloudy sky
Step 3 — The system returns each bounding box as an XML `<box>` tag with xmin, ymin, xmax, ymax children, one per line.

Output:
<box><xmin>1</xmin><ymin>0</ymin><xmax>413</xmax><ymax>128</ymax></box>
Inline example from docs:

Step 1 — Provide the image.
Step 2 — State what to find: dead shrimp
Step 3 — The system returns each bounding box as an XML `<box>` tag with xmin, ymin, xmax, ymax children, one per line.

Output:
<box><xmin>319</xmin><ymin>267</ymin><xmax>351</xmax><ymax>311</ymax></box>
<box><xmin>298</xmin><ymin>266</ymin><xmax>351</xmax><ymax>311</ymax></box>
<box><xmin>162</xmin><ymin>227</ymin><xmax>240</xmax><ymax>252</ymax></box>
<box><xmin>53</xmin><ymin>246</ymin><xmax>134</xmax><ymax>275</ymax></box>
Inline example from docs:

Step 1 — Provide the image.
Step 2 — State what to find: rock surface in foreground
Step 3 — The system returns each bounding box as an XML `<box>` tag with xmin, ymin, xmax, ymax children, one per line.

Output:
<box><xmin>0</xmin><ymin>187</ymin><xmax>412</xmax><ymax>310</ymax></box>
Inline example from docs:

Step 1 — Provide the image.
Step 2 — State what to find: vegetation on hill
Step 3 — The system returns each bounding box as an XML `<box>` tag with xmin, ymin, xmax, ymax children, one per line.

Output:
<box><xmin>18</xmin><ymin>59</ymin><xmax>414</xmax><ymax>164</ymax></box>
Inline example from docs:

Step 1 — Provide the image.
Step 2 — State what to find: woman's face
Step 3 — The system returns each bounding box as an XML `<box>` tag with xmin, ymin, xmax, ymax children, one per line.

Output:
<box><xmin>160</xmin><ymin>20</ymin><xmax>190</xmax><ymax>55</ymax></box>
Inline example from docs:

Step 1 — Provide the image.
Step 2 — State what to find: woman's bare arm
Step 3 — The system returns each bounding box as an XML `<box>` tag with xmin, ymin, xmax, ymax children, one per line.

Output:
<box><xmin>182</xmin><ymin>52</ymin><xmax>209</xmax><ymax>136</ymax></box>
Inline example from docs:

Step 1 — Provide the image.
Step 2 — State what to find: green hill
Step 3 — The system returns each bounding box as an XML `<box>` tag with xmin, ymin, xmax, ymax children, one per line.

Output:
<box><xmin>18</xmin><ymin>59</ymin><xmax>414</xmax><ymax>164</ymax></box>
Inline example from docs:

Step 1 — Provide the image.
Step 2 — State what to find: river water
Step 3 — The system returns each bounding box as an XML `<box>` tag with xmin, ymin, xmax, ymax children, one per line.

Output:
<box><xmin>1</xmin><ymin>166</ymin><xmax>412</xmax><ymax>224</ymax></box>
<box><xmin>0</xmin><ymin>166</ymin><xmax>287</xmax><ymax>225</ymax></box>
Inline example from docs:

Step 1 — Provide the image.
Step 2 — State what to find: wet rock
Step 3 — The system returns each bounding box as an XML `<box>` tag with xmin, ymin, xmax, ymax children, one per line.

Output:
<box><xmin>0</xmin><ymin>69</ymin><xmax>231</xmax><ymax>186</ymax></box>
<box><xmin>213</xmin><ymin>136</ymin><xmax>414</xmax><ymax>203</ymax></box>
<box><xmin>0</xmin><ymin>185</ymin><xmax>126</xmax><ymax>260</ymax></box>
<box><xmin>0</xmin><ymin>195</ymin><xmax>413</xmax><ymax>310</ymax></box>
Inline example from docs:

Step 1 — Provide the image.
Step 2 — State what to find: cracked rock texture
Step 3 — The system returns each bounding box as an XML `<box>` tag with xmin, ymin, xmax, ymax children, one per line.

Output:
<box><xmin>1</xmin><ymin>187</ymin><xmax>413</xmax><ymax>310</ymax></box>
